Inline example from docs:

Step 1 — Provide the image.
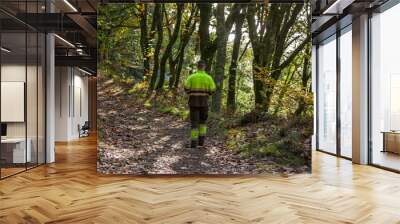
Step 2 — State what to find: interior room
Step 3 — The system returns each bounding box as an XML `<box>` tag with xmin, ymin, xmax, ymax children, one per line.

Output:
<box><xmin>0</xmin><ymin>0</ymin><xmax>97</xmax><ymax>179</ymax></box>
<box><xmin>0</xmin><ymin>0</ymin><xmax>400</xmax><ymax>223</ymax></box>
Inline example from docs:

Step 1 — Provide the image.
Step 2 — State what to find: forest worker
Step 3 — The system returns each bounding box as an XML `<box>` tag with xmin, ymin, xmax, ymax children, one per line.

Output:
<box><xmin>184</xmin><ymin>60</ymin><xmax>216</xmax><ymax>148</ymax></box>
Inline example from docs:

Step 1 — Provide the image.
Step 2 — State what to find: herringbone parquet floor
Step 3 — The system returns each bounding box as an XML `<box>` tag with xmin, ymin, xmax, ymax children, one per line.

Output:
<box><xmin>0</xmin><ymin>135</ymin><xmax>400</xmax><ymax>224</ymax></box>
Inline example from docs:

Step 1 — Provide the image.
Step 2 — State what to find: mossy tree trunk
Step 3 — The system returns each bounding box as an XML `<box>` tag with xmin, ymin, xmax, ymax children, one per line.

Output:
<box><xmin>227</xmin><ymin>11</ymin><xmax>245</xmax><ymax>114</ymax></box>
<box><xmin>246</xmin><ymin>3</ymin><xmax>309</xmax><ymax>112</ymax></box>
<box><xmin>211</xmin><ymin>4</ymin><xmax>243</xmax><ymax>113</ymax></box>
<box><xmin>156</xmin><ymin>3</ymin><xmax>184</xmax><ymax>90</ymax></box>
<box><xmin>149</xmin><ymin>4</ymin><xmax>163</xmax><ymax>91</ymax></box>
<box><xmin>294</xmin><ymin>44</ymin><xmax>311</xmax><ymax>117</ymax></box>
<box><xmin>139</xmin><ymin>4</ymin><xmax>151</xmax><ymax>80</ymax></box>
<box><xmin>169</xmin><ymin>4</ymin><xmax>199</xmax><ymax>89</ymax></box>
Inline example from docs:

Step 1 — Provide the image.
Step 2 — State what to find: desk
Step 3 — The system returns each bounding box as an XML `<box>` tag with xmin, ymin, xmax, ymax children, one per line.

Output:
<box><xmin>1</xmin><ymin>138</ymin><xmax>31</xmax><ymax>163</ymax></box>
<box><xmin>382</xmin><ymin>131</ymin><xmax>400</xmax><ymax>154</ymax></box>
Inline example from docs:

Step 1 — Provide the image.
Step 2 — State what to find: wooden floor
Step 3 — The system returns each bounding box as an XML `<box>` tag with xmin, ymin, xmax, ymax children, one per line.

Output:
<box><xmin>1</xmin><ymin>167</ymin><xmax>26</xmax><ymax>178</ymax></box>
<box><xmin>372</xmin><ymin>150</ymin><xmax>400</xmax><ymax>171</ymax></box>
<box><xmin>1</xmin><ymin>136</ymin><xmax>400</xmax><ymax>223</ymax></box>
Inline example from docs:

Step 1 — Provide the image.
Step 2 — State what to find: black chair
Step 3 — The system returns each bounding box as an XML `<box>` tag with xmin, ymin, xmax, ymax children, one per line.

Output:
<box><xmin>79</xmin><ymin>121</ymin><xmax>90</xmax><ymax>138</ymax></box>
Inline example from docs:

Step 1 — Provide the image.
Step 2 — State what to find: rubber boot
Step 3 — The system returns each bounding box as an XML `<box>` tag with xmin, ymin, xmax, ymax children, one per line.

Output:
<box><xmin>190</xmin><ymin>140</ymin><xmax>198</xmax><ymax>148</ymax></box>
<box><xmin>198</xmin><ymin>136</ymin><xmax>205</xmax><ymax>146</ymax></box>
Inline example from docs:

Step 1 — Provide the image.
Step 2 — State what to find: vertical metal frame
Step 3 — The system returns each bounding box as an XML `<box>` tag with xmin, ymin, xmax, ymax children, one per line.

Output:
<box><xmin>25</xmin><ymin>0</ymin><xmax>28</xmax><ymax>171</ymax></box>
<box><xmin>72</xmin><ymin>68</ymin><xmax>75</xmax><ymax>118</ymax></box>
<box><xmin>336</xmin><ymin>28</ymin><xmax>341</xmax><ymax>157</ymax></box>
<box><xmin>315</xmin><ymin>44</ymin><xmax>320</xmax><ymax>151</ymax></box>
<box><xmin>36</xmin><ymin>0</ymin><xmax>39</xmax><ymax>168</ymax></box>
<box><xmin>367</xmin><ymin>10</ymin><xmax>373</xmax><ymax>165</ymax></box>
<box><xmin>44</xmin><ymin>0</ymin><xmax>48</xmax><ymax>164</ymax></box>
<box><xmin>43</xmin><ymin>0</ymin><xmax>48</xmax><ymax>165</ymax></box>
<box><xmin>69</xmin><ymin>70</ymin><xmax>71</xmax><ymax>117</ymax></box>
<box><xmin>0</xmin><ymin>21</ymin><xmax>2</xmax><ymax>179</ymax></box>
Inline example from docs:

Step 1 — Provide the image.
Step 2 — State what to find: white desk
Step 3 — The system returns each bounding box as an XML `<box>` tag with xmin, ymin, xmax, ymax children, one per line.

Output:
<box><xmin>1</xmin><ymin>138</ymin><xmax>31</xmax><ymax>163</ymax></box>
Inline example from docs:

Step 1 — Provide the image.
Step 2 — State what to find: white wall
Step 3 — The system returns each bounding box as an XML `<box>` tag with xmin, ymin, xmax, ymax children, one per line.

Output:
<box><xmin>1</xmin><ymin>64</ymin><xmax>28</xmax><ymax>138</ymax></box>
<box><xmin>55</xmin><ymin>67</ymin><xmax>89</xmax><ymax>141</ymax></box>
<box><xmin>1</xmin><ymin>64</ymin><xmax>25</xmax><ymax>81</ymax></box>
<box><xmin>55</xmin><ymin>66</ymin><xmax>70</xmax><ymax>141</ymax></box>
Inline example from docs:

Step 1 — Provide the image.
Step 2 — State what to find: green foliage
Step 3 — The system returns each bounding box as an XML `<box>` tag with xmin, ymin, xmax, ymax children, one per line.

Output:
<box><xmin>98</xmin><ymin>3</ymin><xmax>312</xmax><ymax>118</ymax></box>
<box><xmin>98</xmin><ymin>4</ymin><xmax>143</xmax><ymax>79</ymax></box>
<box><xmin>158</xmin><ymin>106</ymin><xmax>189</xmax><ymax>120</ymax></box>
<box><xmin>226</xmin><ymin>115</ymin><xmax>312</xmax><ymax>167</ymax></box>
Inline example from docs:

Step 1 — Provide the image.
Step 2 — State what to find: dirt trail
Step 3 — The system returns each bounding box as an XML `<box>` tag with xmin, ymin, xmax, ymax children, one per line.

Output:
<box><xmin>97</xmin><ymin>77</ymin><xmax>284</xmax><ymax>175</ymax></box>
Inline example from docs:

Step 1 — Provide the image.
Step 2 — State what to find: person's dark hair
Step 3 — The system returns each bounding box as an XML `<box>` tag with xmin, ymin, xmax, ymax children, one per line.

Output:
<box><xmin>197</xmin><ymin>60</ymin><xmax>206</xmax><ymax>70</ymax></box>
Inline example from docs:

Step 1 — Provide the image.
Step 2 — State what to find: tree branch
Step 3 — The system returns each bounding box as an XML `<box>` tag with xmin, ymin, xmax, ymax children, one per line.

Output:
<box><xmin>279</xmin><ymin>35</ymin><xmax>310</xmax><ymax>70</ymax></box>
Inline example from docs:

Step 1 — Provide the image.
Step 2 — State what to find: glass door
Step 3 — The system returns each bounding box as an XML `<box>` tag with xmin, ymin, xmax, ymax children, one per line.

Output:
<box><xmin>339</xmin><ymin>25</ymin><xmax>352</xmax><ymax>158</ymax></box>
<box><xmin>370</xmin><ymin>3</ymin><xmax>400</xmax><ymax>171</ymax></box>
<box><xmin>317</xmin><ymin>35</ymin><xmax>337</xmax><ymax>154</ymax></box>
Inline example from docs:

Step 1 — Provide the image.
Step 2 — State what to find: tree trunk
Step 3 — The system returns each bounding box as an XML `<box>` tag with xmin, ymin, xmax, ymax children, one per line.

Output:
<box><xmin>168</xmin><ymin>56</ymin><xmax>177</xmax><ymax>88</ymax></box>
<box><xmin>227</xmin><ymin>12</ymin><xmax>245</xmax><ymax>114</ymax></box>
<box><xmin>211</xmin><ymin>4</ymin><xmax>228</xmax><ymax>113</ymax></box>
<box><xmin>246</xmin><ymin>4</ymin><xmax>269</xmax><ymax>111</ymax></box>
<box><xmin>246</xmin><ymin>3</ymin><xmax>308</xmax><ymax>112</ymax></box>
<box><xmin>174</xmin><ymin>52</ymin><xmax>185</xmax><ymax>88</ymax></box>
<box><xmin>139</xmin><ymin>4</ymin><xmax>151</xmax><ymax>79</ymax></box>
<box><xmin>149</xmin><ymin>4</ymin><xmax>163</xmax><ymax>91</ymax></box>
<box><xmin>295</xmin><ymin>45</ymin><xmax>311</xmax><ymax>116</ymax></box>
<box><xmin>211</xmin><ymin>4</ymin><xmax>243</xmax><ymax>113</ymax></box>
<box><xmin>263</xmin><ymin>5</ymin><xmax>304</xmax><ymax>111</ymax></box>
<box><xmin>174</xmin><ymin>5</ymin><xmax>199</xmax><ymax>89</ymax></box>
<box><xmin>156</xmin><ymin>4</ymin><xmax>184</xmax><ymax>90</ymax></box>
<box><xmin>198</xmin><ymin>3</ymin><xmax>213</xmax><ymax>72</ymax></box>
<box><xmin>169</xmin><ymin>5</ymin><xmax>199</xmax><ymax>89</ymax></box>
<box><xmin>273</xmin><ymin>65</ymin><xmax>297</xmax><ymax>115</ymax></box>
<box><xmin>253</xmin><ymin>67</ymin><xmax>265</xmax><ymax>110</ymax></box>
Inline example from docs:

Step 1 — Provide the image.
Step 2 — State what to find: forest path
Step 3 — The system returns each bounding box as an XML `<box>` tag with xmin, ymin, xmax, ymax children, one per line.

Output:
<box><xmin>97</xmin><ymin>77</ymin><xmax>277</xmax><ymax>175</ymax></box>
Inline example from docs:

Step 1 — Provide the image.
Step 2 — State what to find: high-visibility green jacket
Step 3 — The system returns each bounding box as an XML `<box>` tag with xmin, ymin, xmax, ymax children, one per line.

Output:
<box><xmin>184</xmin><ymin>70</ymin><xmax>216</xmax><ymax>107</ymax></box>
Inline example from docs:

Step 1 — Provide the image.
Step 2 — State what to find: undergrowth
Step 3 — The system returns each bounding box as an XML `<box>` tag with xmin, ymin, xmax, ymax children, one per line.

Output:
<box><xmin>99</xmin><ymin>68</ymin><xmax>312</xmax><ymax>170</ymax></box>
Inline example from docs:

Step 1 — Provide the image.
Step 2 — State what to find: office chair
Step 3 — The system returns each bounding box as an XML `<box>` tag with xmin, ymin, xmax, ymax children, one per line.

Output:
<box><xmin>79</xmin><ymin>121</ymin><xmax>90</xmax><ymax>138</ymax></box>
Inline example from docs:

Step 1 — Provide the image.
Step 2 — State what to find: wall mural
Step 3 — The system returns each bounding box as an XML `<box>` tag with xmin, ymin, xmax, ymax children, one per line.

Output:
<box><xmin>97</xmin><ymin>2</ymin><xmax>313</xmax><ymax>175</ymax></box>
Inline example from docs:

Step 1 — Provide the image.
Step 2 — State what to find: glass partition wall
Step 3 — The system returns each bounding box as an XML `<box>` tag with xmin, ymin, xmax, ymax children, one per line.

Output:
<box><xmin>339</xmin><ymin>26</ymin><xmax>352</xmax><ymax>159</ymax></box>
<box><xmin>0</xmin><ymin>2</ymin><xmax>46</xmax><ymax>179</ymax></box>
<box><xmin>315</xmin><ymin>1</ymin><xmax>400</xmax><ymax>171</ymax></box>
<box><xmin>370</xmin><ymin>3</ymin><xmax>400</xmax><ymax>171</ymax></box>
<box><xmin>316</xmin><ymin>25</ymin><xmax>353</xmax><ymax>159</ymax></box>
<box><xmin>317</xmin><ymin>35</ymin><xmax>337</xmax><ymax>154</ymax></box>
